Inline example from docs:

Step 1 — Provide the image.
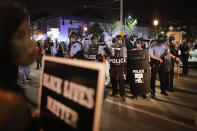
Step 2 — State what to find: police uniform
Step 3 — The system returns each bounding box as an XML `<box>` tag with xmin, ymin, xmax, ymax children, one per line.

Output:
<box><xmin>125</xmin><ymin>36</ymin><xmax>134</xmax><ymax>83</ymax></box>
<box><xmin>69</xmin><ymin>32</ymin><xmax>83</xmax><ymax>59</ymax></box>
<box><xmin>109</xmin><ymin>36</ymin><xmax>127</xmax><ymax>101</ymax></box>
<box><xmin>179</xmin><ymin>42</ymin><xmax>192</xmax><ymax>75</ymax></box>
<box><xmin>149</xmin><ymin>39</ymin><xmax>170</xmax><ymax>97</ymax></box>
<box><xmin>168</xmin><ymin>43</ymin><xmax>178</xmax><ymax>91</ymax></box>
<box><xmin>83</xmin><ymin>42</ymin><xmax>98</xmax><ymax>61</ymax></box>
<box><xmin>83</xmin><ymin>34</ymin><xmax>99</xmax><ymax>61</ymax></box>
<box><xmin>69</xmin><ymin>41</ymin><xmax>82</xmax><ymax>59</ymax></box>
<box><xmin>97</xmin><ymin>41</ymin><xmax>110</xmax><ymax>62</ymax></box>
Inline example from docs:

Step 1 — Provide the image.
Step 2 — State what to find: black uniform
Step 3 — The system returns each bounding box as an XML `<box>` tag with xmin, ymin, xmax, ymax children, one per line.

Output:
<box><xmin>125</xmin><ymin>36</ymin><xmax>134</xmax><ymax>83</ymax></box>
<box><xmin>83</xmin><ymin>42</ymin><xmax>98</xmax><ymax>61</ymax></box>
<box><xmin>168</xmin><ymin>44</ymin><xmax>178</xmax><ymax>91</ymax></box>
<box><xmin>109</xmin><ymin>44</ymin><xmax>127</xmax><ymax>100</ymax></box>
<box><xmin>179</xmin><ymin>42</ymin><xmax>192</xmax><ymax>75</ymax></box>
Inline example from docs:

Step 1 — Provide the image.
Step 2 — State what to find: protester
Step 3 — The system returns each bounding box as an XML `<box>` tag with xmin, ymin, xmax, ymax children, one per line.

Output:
<box><xmin>44</xmin><ymin>37</ymin><xmax>52</xmax><ymax>56</ymax></box>
<box><xmin>55</xmin><ymin>42</ymin><xmax>64</xmax><ymax>57</ymax></box>
<box><xmin>0</xmin><ymin>2</ymin><xmax>39</xmax><ymax>131</ymax></box>
<box><xmin>35</xmin><ymin>41</ymin><xmax>42</xmax><ymax>69</ymax></box>
<box><xmin>20</xmin><ymin>66</ymin><xmax>31</xmax><ymax>84</ymax></box>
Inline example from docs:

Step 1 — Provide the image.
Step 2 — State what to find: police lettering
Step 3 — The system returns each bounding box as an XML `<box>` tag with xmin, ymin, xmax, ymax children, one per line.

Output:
<box><xmin>84</xmin><ymin>54</ymin><xmax>97</xmax><ymax>60</ymax></box>
<box><xmin>43</xmin><ymin>73</ymin><xmax>95</xmax><ymax>109</ymax></box>
<box><xmin>133</xmin><ymin>69</ymin><xmax>144</xmax><ymax>74</ymax></box>
<box><xmin>108</xmin><ymin>58</ymin><xmax>126</xmax><ymax>64</ymax></box>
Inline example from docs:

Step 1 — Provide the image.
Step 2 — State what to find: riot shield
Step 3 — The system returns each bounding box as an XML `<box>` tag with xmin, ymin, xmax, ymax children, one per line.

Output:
<box><xmin>127</xmin><ymin>49</ymin><xmax>151</xmax><ymax>95</ymax></box>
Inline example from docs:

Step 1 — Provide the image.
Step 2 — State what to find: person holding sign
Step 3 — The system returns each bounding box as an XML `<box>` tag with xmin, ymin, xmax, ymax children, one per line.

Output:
<box><xmin>0</xmin><ymin>2</ymin><xmax>39</xmax><ymax>131</ymax></box>
<box><xmin>109</xmin><ymin>35</ymin><xmax>127</xmax><ymax>101</ymax></box>
<box><xmin>68</xmin><ymin>32</ymin><xmax>83</xmax><ymax>59</ymax></box>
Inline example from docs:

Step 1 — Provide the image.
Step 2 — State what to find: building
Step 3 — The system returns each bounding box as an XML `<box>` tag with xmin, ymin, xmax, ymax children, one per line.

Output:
<box><xmin>31</xmin><ymin>15</ymin><xmax>154</xmax><ymax>42</ymax></box>
<box><xmin>31</xmin><ymin>15</ymin><xmax>106</xmax><ymax>42</ymax></box>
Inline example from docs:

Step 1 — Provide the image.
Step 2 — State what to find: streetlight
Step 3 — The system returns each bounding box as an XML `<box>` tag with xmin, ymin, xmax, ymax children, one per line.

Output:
<box><xmin>153</xmin><ymin>19</ymin><xmax>159</xmax><ymax>39</ymax></box>
<box><xmin>84</xmin><ymin>26</ymin><xmax>88</xmax><ymax>37</ymax></box>
<box><xmin>84</xmin><ymin>26</ymin><xmax>88</xmax><ymax>32</ymax></box>
<box><xmin>153</xmin><ymin>19</ymin><xmax>159</xmax><ymax>26</ymax></box>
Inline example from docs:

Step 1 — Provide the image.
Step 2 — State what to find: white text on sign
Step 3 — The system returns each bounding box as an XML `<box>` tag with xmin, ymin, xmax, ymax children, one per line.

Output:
<box><xmin>43</xmin><ymin>73</ymin><xmax>95</xmax><ymax>109</ymax></box>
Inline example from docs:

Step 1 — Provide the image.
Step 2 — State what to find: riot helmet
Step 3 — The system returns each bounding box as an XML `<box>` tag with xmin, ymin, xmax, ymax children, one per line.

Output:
<box><xmin>115</xmin><ymin>35</ymin><xmax>123</xmax><ymax>41</ymax></box>
<box><xmin>169</xmin><ymin>36</ymin><xmax>176</xmax><ymax>45</ymax></box>
<box><xmin>156</xmin><ymin>34</ymin><xmax>164</xmax><ymax>44</ymax></box>
<box><xmin>91</xmin><ymin>33</ymin><xmax>99</xmax><ymax>44</ymax></box>
<box><xmin>99</xmin><ymin>34</ymin><xmax>105</xmax><ymax>42</ymax></box>
<box><xmin>112</xmin><ymin>37</ymin><xmax>116</xmax><ymax>43</ymax></box>
<box><xmin>70</xmin><ymin>32</ymin><xmax>78</xmax><ymax>42</ymax></box>
<box><xmin>116</xmin><ymin>35</ymin><xmax>124</xmax><ymax>45</ymax></box>
<box><xmin>130</xmin><ymin>35</ymin><xmax>134</xmax><ymax>41</ymax></box>
<box><xmin>169</xmin><ymin>36</ymin><xmax>175</xmax><ymax>42</ymax></box>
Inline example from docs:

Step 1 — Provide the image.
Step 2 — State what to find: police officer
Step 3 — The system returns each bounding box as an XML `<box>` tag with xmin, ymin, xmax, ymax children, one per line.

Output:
<box><xmin>68</xmin><ymin>32</ymin><xmax>83</xmax><ymax>59</ymax></box>
<box><xmin>179</xmin><ymin>39</ymin><xmax>192</xmax><ymax>75</ymax></box>
<box><xmin>83</xmin><ymin>34</ymin><xmax>99</xmax><ymax>61</ymax></box>
<box><xmin>109</xmin><ymin>35</ymin><xmax>127</xmax><ymax>101</ymax></box>
<box><xmin>168</xmin><ymin>36</ymin><xmax>180</xmax><ymax>92</ymax></box>
<box><xmin>129</xmin><ymin>35</ymin><xmax>135</xmax><ymax>49</ymax></box>
<box><xmin>97</xmin><ymin>34</ymin><xmax>110</xmax><ymax>62</ymax></box>
<box><xmin>149</xmin><ymin>35</ymin><xmax>170</xmax><ymax>97</ymax></box>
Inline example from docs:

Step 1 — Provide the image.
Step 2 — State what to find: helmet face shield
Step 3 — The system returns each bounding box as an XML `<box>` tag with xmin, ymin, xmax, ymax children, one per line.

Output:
<box><xmin>157</xmin><ymin>35</ymin><xmax>164</xmax><ymax>44</ymax></box>
<box><xmin>70</xmin><ymin>32</ymin><xmax>78</xmax><ymax>41</ymax></box>
<box><xmin>91</xmin><ymin>34</ymin><xmax>99</xmax><ymax>44</ymax></box>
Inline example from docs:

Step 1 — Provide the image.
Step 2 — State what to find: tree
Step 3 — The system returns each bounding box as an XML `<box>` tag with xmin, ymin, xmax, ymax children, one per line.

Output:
<box><xmin>87</xmin><ymin>22</ymin><xmax>103</xmax><ymax>35</ymax></box>
<box><xmin>125</xmin><ymin>19</ymin><xmax>137</xmax><ymax>36</ymax></box>
<box><xmin>102</xmin><ymin>21</ymin><xmax>120</xmax><ymax>37</ymax></box>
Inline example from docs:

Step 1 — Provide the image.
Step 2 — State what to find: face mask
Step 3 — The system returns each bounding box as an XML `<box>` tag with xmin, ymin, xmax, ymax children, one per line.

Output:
<box><xmin>10</xmin><ymin>37</ymin><xmax>35</xmax><ymax>66</ymax></box>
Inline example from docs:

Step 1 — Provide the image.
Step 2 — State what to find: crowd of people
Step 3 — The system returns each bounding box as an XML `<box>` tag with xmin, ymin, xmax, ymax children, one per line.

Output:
<box><xmin>25</xmin><ymin>26</ymin><xmax>194</xmax><ymax>101</ymax></box>
<box><xmin>58</xmin><ymin>31</ymin><xmax>193</xmax><ymax>101</ymax></box>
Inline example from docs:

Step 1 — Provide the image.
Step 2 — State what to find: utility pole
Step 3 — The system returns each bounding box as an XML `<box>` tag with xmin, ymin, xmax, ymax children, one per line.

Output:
<box><xmin>120</xmin><ymin>0</ymin><xmax>124</xmax><ymax>36</ymax></box>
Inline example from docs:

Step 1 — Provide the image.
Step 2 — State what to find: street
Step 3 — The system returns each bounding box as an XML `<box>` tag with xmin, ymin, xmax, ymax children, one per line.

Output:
<box><xmin>19</xmin><ymin>63</ymin><xmax>197</xmax><ymax>131</ymax></box>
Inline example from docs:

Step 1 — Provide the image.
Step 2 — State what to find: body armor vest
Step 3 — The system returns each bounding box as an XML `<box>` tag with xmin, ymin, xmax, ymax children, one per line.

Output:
<box><xmin>109</xmin><ymin>46</ymin><xmax>127</xmax><ymax>77</ymax></box>
<box><xmin>83</xmin><ymin>43</ymin><xmax>98</xmax><ymax>61</ymax></box>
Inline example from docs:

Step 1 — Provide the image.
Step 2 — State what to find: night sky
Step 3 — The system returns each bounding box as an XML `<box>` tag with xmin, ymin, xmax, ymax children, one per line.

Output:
<box><xmin>18</xmin><ymin>0</ymin><xmax>197</xmax><ymax>23</ymax></box>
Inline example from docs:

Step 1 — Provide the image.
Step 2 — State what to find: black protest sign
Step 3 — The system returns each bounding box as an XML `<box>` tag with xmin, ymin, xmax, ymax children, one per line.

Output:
<box><xmin>38</xmin><ymin>56</ymin><xmax>105</xmax><ymax>131</ymax></box>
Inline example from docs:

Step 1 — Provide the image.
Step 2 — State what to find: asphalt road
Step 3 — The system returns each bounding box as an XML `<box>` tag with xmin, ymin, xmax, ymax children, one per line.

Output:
<box><xmin>19</xmin><ymin>63</ymin><xmax>197</xmax><ymax>131</ymax></box>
